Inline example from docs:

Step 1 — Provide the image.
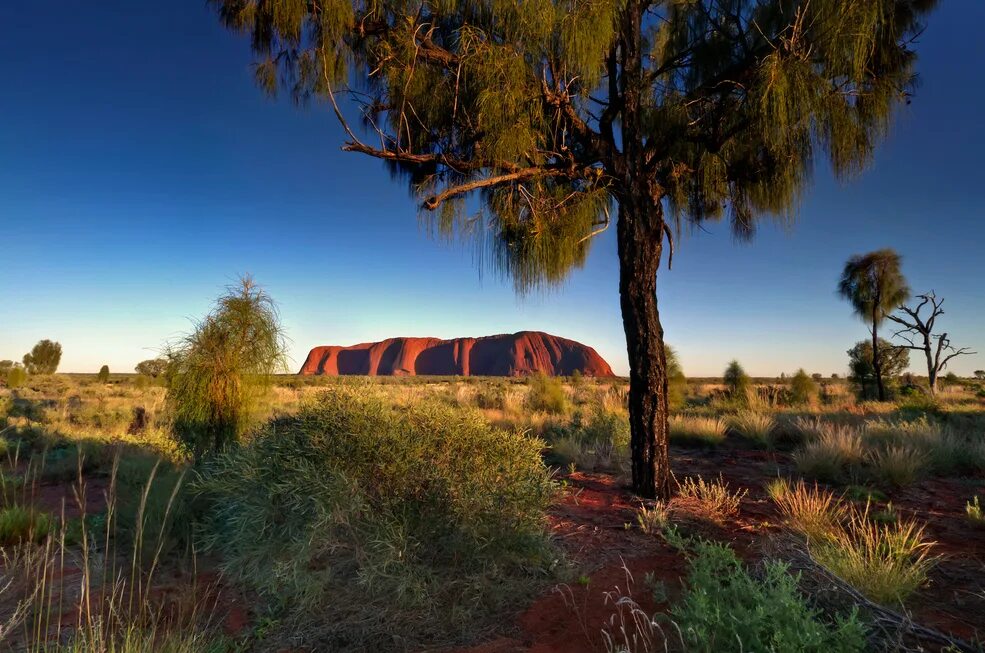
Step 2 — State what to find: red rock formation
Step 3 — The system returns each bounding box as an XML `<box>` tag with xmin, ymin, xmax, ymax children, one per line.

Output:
<box><xmin>299</xmin><ymin>331</ymin><xmax>613</xmax><ymax>377</ymax></box>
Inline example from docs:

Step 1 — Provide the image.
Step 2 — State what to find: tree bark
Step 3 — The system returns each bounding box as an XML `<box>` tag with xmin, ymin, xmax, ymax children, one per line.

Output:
<box><xmin>617</xmin><ymin>194</ymin><xmax>672</xmax><ymax>500</ymax></box>
<box><xmin>872</xmin><ymin>306</ymin><xmax>886</xmax><ymax>401</ymax></box>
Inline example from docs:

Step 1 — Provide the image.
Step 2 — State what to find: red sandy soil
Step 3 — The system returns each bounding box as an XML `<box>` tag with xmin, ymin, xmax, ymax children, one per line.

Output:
<box><xmin>298</xmin><ymin>331</ymin><xmax>614</xmax><ymax>377</ymax></box>
<box><xmin>455</xmin><ymin>445</ymin><xmax>985</xmax><ymax>652</ymax></box>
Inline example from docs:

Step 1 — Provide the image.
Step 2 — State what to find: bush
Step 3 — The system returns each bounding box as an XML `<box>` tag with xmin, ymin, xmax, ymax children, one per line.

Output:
<box><xmin>867</xmin><ymin>445</ymin><xmax>924</xmax><ymax>487</ymax></box>
<box><xmin>674</xmin><ymin>475</ymin><xmax>746</xmax><ymax>522</ymax></box>
<box><xmin>790</xmin><ymin>369</ymin><xmax>818</xmax><ymax>405</ymax></box>
<box><xmin>166</xmin><ymin>276</ymin><xmax>287</xmax><ymax>459</ymax></box>
<box><xmin>195</xmin><ymin>389</ymin><xmax>556</xmax><ymax>648</ymax></box>
<box><xmin>768</xmin><ymin>478</ymin><xmax>847</xmax><ymax>543</ymax></box>
<box><xmin>6</xmin><ymin>365</ymin><xmax>27</xmax><ymax>389</ymax></box>
<box><xmin>793</xmin><ymin>427</ymin><xmax>865</xmax><ymax>483</ymax></box>
<box><xmin>0</xmin><ymin>505</ymin><xmax>54</xmax><ymax>545</ymax></box>
<box><xmin>672</xmin><ymin>540</ymin><xmax>865</xmax><ymax>652</ymax></box>
<box><xmin>23</xmin><ymin>339</ymin><xmax>62</xmax><ymax>375</ymax></box>
<box><xmin>723</xmin><ymin>360</ymin><xmax>751</xmax><ymax>404</ymax></box>
<box><xmin>97</xmin><ymin>365</ymin><xmax>110</xmax><ymax>383</ymax></box>
<box><xmin>525</xmin><ymin>372</ymin><xmax>568</xmax><ymax>414</ymax></box>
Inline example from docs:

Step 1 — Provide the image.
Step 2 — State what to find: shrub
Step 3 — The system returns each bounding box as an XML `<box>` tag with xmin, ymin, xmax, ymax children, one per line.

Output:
<box><xmin>6</xmin><ymin>365</ymin><xmax>27</xmax><ymax>389</ymax></box>
<box><xmin>790</xmin><ymin>369</ymin><xmax>818</xmax><ymax>405</ymax></box>
<box><xmin>166</xmin><ymin>276</ymin><xmax>287</xmax><ymax>459</ymax></box>
<box><xmin>670</xmin><ymin>415</ymin><xmax>726</xmax><ymax>447</ymax></box>
<box><xmin>525</xmin><ymin>372</ymin><xmax>568</xmax><ymax>414</ymax></box>
<box><xmin>636</xmin><ymin>503</ymin><xmax>669</xmax><ymax>535</ymax></box>
<box><xmin>195</xmin><ymin>389</ymin><xmax>556</xmax><ymax>648</ymax></box>
<box><xmin>666</xmin><ymin>345</ymin><xmax>687</xmax><ymax>409</ymax></box>
<box><xmin>727</xmin><ymin>411</ymin><xmax>776</xmax><ymax>447</ymax></box>
<box><xmin>967</xmin><ymin>496</ymin><xmax>983</xmax><ymax>524</ymax></box>
<box><xmin>0</xmin><ymin>505</ymin><xmax>54</xmax><ymax>546</ymax></box>
<box><xmin>672</xmin><ymin>540</ymin><xmax>866</xmax><ymax>652</ymax></box>
<box><xmin>135</xmin><ymin>358</ymin><xmax>168</xmax><ymax>378</ymax></box>
<box><xmin>723</xmin><ymin>360</ymin><xmax>751</xmax><ymax>404</ymax></box>
<box><xmin>97</xmin><ymin>365</ymin><xmax>110</xmax><ymax>383</ymax></box>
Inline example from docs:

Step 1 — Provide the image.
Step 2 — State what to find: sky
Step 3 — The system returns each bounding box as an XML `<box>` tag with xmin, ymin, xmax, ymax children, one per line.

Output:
<box><xmin>1</xmin><ymin>2</ymin><xmax>982</xmax><ymax>377</ymax></box>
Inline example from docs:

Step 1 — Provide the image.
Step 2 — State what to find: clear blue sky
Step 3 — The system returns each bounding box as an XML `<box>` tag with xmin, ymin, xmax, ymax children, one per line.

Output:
<box><xmin>1</xmin><ymin>1</ymin><xmax>982</xmax><ymax>377</ymax></box>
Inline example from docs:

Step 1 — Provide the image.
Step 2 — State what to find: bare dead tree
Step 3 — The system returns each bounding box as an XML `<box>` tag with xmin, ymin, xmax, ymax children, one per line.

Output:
<box><xmin>888</xmin><ymin>292</ymin><xmax>976</xmax><ymax>395</ymax></box>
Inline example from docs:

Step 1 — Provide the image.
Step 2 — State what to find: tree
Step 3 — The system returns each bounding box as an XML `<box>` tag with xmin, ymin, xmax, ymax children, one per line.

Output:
<box><xmin>723</xmin><ymin>361</ymin><xmax>751</xmax><ymax>404</ymax></box>
<box><xmin>666</xmin><ymin>345</ymin><xmax>687</xmax><ymax>410</ymax></box>
<box><xmin>790</xmin><ymin>369</ymin><xmax>817</xmax><ymax>405</ymax></box>
<box><xmin>22</xmin><ymin>339</ymin><xmax>62</xmax><ymax>375</ymax></box>
<box><xmin>975</xmin><ymin>370</ymin><xmax>985</xmax><ymax>381</ymax></box>
<box><xmin>0</xmin><ymin>361</ymin><xmax>13</xmax><ymax>376</ymax></box>
<box><xmin>837</xmin><ymin>250</ymin><xmax>910</xmax><ymax>401</ymax></box>
<box><xmin>847</xmin><ymin>339</ymin><xmax>909</xmax><ymax>400</ymax></box>
<box><xmin>166</xmin><ymin>276</ymin><xmax>288</xmax><ymax>459</ymax></box>
<box><xmin>97</xmin><ymin>365</ymin><xmax>110</xmax><ymax>383</ymax></box>
<box><xmin>135</xmin><ymin>358</ymin><xmax>168</xmax><ymax>378</ymax></box>
<box><xmin>887</xmin><ymin>292</ymin><xmax>976</xmax><ymax>395</ymax></box>
<box><xmin>212</xmin><ymin>0</ymin><xmax>936</xmax><ymax>498</ymax></box>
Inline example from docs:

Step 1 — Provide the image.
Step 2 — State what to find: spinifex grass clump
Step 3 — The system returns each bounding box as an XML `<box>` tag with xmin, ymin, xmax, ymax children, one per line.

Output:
<box><xmin>196</xmin><ymin>389</ymin><xmax>557</xmax><ymax>649</ymax></box>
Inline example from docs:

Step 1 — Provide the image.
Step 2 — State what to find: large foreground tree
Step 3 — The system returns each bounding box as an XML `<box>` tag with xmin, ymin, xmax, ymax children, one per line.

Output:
<box><xmin>213</xmin><ymin>0</ymin><xmax>936</xmax><ymax>498</ymax></box>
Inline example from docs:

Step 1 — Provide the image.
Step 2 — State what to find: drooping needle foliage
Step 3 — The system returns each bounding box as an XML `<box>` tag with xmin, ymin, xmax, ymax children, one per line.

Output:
<box><xmin>166</xmin><ymin>276</ymin><xmax>288</xmax><ymax>459</ymax></box>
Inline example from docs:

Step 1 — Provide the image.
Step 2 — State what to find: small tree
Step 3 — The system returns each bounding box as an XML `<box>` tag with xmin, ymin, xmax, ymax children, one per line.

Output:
<box><xmin>847</xmin><ymin>339</ymin><xmax>909</xmax><ymax>401</ymax></box>
<box><xmin>135</xmin><ymin>358</ymin><xmax>168</xmax><ymax>378</ymax></box>
<box><xmin>666</xmin><ymin>346</ymin><xmax>687</xmax><ymax>410</ymax></box>
<box><xmin>975</xmin><ymin>370</ymin><xmax>985</xmax><ymax>381</ymax></box>
<box><xmin>837</xmin><ymin>250</ymin><xmax>910</xmax><ymax>401</ymax></box>
<box><xmin>166</xmin><ymin>276</ymin><xmax>288</xmax><ymax>459</ymax></box>
<box><xmin>23</xmin><ymin>340</ymin><xmax>62</xmax><ymax>375</ymax></box>
<box><xmin>723</xmin><ymin>361</ymin><xmax>751</xmax><ymax>404</ymax></box>
<box><xmin>790</xmin><ymin>369</ymin><xmax>817</xmax><ymax>405</ymax></box>
<box><xmin>6</xmin><ymin>365</ymin><xmax>27</xmax><ymax>389</ymax></box>
<box><xmin>0</xmin><ymin>360</ymin><xmax>13</xmax><ymax>375</ymax></box>
<box><xmin>97</xmin><ymin>365</ymin><xmax>110</xmax><ymax>383</ymax></box>
<box><xmin>887</xmin><ymin>292</ymin><xmax>976</xmax><ymax>395</ymax></box>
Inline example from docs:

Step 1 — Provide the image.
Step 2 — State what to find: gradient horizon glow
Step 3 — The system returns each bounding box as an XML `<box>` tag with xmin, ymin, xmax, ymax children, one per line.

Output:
<box><xmin>1</xmin><ymin>1</ymin><xmax>982</xmax><ymax>377</ymax></box>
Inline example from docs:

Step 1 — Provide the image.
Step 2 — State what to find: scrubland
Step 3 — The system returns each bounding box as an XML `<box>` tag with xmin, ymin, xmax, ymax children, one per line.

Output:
<box><xmin>1</xmin><ymin>372</ymin><xmax>983</xmax><ymax>651</ymax></box>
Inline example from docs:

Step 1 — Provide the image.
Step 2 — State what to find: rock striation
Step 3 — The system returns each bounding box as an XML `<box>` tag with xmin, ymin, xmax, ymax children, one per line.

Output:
<box><xmin>299</xmin><ymin>331</ymin><xmax>613</xmax><ymax>377</ymax></box>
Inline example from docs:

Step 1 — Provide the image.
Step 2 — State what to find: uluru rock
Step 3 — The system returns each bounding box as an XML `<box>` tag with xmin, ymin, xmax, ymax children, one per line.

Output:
<box><xmin>299</xmin><ymin>331</ymin><xmax>613</xmax><ymax>377</ymax></box>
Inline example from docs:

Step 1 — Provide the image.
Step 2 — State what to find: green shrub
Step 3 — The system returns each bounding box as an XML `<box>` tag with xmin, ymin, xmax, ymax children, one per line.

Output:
<box><xmin>672</xmin><ymin>540</ymin><xmax>865</xmax><ymax>652</ymax></box>
<box><xmin>790</xmin><ymin>369</ymin><xmax>818</xmax><ymax>405</ymax></box>
<box><xmin>195</xmin><ymin>389</ymin><xmax>556</xmax><ymax>648</ymax></box>
<box><xmin>97</xmin><ymin>365</ymin><xmax>110</xmax><ymax>383</ymax></box>
<box><xmin>525</xmin><ymin>372</ymin><xmax>568</xmax><ymax>414</ymax></box>
<box><xmin>723</xmin><ymin>360</ymin><xmax>752</xmax><ymax>404</ymax></box>
<box><xmin>6</xmin><ymin>365</ymin><xmax>27</xmax><ymax>389</ymax></box>
<box><xmin>0</xmin><ymin>505</ymin><xmax>54</xmax><ymax>545</ymax></box>
<box><xmin>166</xmin><ymin>277</ymin><xmax>287</xmax><ymax>459</ymax></box>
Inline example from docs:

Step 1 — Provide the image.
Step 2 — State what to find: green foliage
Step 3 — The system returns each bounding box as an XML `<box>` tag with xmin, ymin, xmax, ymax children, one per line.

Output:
<box><xmin>672</xmin><ymin>540</ymin><xmax>865</xmax><ymax>652</ymax></box>
<box><xmin>97</xmin><ymin>365</ymin><xmax>110</xmax><ymax>383</ymax></box>
<box><xmin>847</xmin><ymin>339</ymin><xmax>909</xmax><ymax>400</ymax></box>
<box><xmin>837</xmin><ymin>250</ymin><xmax>910</xmax><ymax>327</ymax></box>
<box><xmin>210</xmin><ymin>0</ymin><xmax>936</xmax><ymax>291</ymax></box>
<box><xmin>666</xmin><ymin>345</ymin><xmax>687</xmax><ymax>409</ymax></box>
<box><xmin>23</xmin><ymin>339</ymin><xmax>62</xmax><ymax>375</ymax></box>
<box><xmin>0</xmin><ymin>505</ymin><xmax>55</xmax><ymax>545</ymax></box>
<box><xmin>790</xmin><ymin>369</ymin><xmax>817</xmax><ymax>405</ymax></box>
<box><xmin>723</xmin><ymin>360</ymin><xmax>751</xmax><ymax>403</ymax></box>
<box><xmin>526</xmin><ymin>372</ymin><xmax>568</xmax><ymax>414</ymax></box>
<box><xmin>6</xmin><ymin>365</ymin><xmax>27</xmax><ymax>389</ymax></box>
<box><xmin>135</xmin><ymin>358</ymin><xmax>168</xmax><ymax>378</ymax></box>
<box><xmin>166</xmin><ymin>276</ymin><xmax>287</xmax><ymax>459</ymax></box>
<box><xmin>195</xmin><ymin>389</ymin><xmax>556</xmax><ymax>647</ymax></box>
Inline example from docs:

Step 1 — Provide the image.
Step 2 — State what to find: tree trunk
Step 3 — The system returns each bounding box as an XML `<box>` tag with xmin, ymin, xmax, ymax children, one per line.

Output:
<box><xmin>617</xmin><ymin>194</ymin><xmax>672</xmax><ymax>500</ymax></box>
<box><xmin>872</xmin><ymin>309</ymin><xmax>885</xmax><ymax>401</ymax></box>
<box><xmin>924</xmin><ymin>336</ymin><xmax>937</xmax><ymax>396</ymax></box>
